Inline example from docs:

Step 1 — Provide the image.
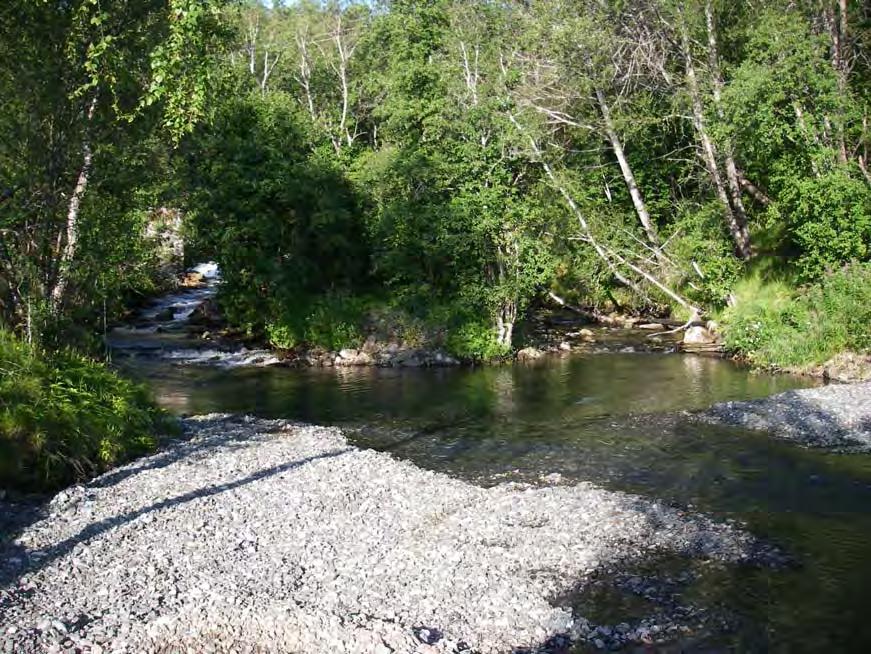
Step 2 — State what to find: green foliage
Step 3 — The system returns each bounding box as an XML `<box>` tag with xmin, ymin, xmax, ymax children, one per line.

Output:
<box><xmin>0</xmin><ymin>330</ymin><xmax>171</xmax><ymax>492</ymax></box>
<box><xmin>670</xmin><ymin>202</ymin><xmax>744</xmax><ymax>308</ymax></box>
<box><xmin>0</xmin><ymin>0</ymin><xmax>229</xmax><ymax>344</ymax></box>
<box><xmin>722</xmin><ymin>265</ymin><xmax>871</xmax><ymax>368</ymax></box>
<box><xmin>445</xmin><ymin>319</ymin><xmax>510</xmax><ymax>361</ymax></box>
<box><xmin>185</xmin><ymin>92</ymin><xmax>368</xmax><ymax>336</ymax></box>
<box><xmin>780</xmin><ymin>170</ymin><xmax>871</xmax><ymax>281</ymax></box>
<box><xmin>266</xmin><ymin>294</ymin><xmax>366</xmax><ymax>351</ymax></box>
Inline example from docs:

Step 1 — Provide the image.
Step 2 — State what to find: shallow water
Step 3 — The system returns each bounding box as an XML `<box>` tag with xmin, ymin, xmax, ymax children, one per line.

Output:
<box><xmin>120</xmin><ymin>349</ymin><xmax>871</xmax><ymax>652</ymax></box>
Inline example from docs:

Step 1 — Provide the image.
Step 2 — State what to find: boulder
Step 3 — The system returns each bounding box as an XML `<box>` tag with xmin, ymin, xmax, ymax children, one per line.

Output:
<box><xmin>638</xmin><ymin>323</ymin><xmax>664</xmax><ymax>331</ymax></box>
<box><xmin>360</xmin><ymin>335</ymin><xmax>380</xmax><ymax>355</ymax></box>
<box><xmin>178</xmin><ymin>271</ymin><xmax>205</xmax><ymax>288</ymax></box>
<box><xmin>683</xmin><ymin>326</ymin><xmax>717</xmax><ymax>345</ymax></box>
<box><xmin>335</xmin><ymin>349</ymin><xmax>374</xmax><ymax>366</ymax></box>
<box><xmin>188</xmin><ymin>299</ymin><xmax>223</xmax><ymax>327</ymax></box>
<box><xmin>392</xmin><ymin>349</ymin><xmax>423</xmax><ymax>367</ymax></box>
<box><xmin>517</xmin><ymin>347</ymin><xmax>544</xmax><ymax>361</ymax></box>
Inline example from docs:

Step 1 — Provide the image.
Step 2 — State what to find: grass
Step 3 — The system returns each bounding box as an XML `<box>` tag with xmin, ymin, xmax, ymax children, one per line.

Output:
<box><xmin>0</xmin><ymin>329</ymin><xmax>173</xmax><ymax>493</ymax></box>
<box><xmin>720</xmin><ymin>263</ymin><xmax>871</xmax><ymax>369</ymax></box>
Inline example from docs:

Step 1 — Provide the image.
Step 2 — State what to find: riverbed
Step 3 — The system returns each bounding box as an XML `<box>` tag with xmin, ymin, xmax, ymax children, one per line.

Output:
<box><xmin>105</xmin><ymin>344</ymin><xmax>871</xmax><ymax>652</ymax></box>
<box><xmin>81</xmin><ymin>270</ymin><xmax>871</xmax><ymax>650</ymax></box>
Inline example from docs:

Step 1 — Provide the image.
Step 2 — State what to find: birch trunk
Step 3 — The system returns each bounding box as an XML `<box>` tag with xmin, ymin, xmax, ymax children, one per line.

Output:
<box><xmin>595</xmin><ymin>88</ymin><xmax>661</xmax><ymax>251</ymax></box>
<box><xmin>679</xmin><ymin>18</ymin><xmax>751</xmax><ymax>260</ymax></box>
<box><xmin>704</xmin><ymin>1</ymin><xmax>752</xmax><ymax>253</ymax></box>
<box><xmin>51</xmin><ymin>97</ymin><xmax>97</xmax><ymax>311</ymax></box>
<box><xmin>827</xmin><ymin>0</ymin><xmax>849</xmax><ymax>163</ymax></box>
<box><xmin>508</xmin><ymin>113</ymin><xmax>699</xmax><ymax>314</ymax></box>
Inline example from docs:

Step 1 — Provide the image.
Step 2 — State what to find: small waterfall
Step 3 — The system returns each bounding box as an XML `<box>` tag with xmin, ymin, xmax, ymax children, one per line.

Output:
<box><xmin>109</xmin><ymin>262</ymin><xmax>280</xmax><ymax>368</ymax></box>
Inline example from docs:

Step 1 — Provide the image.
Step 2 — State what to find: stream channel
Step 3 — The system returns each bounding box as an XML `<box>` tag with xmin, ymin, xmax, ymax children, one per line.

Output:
<box><xmin>109</xmin><ymin>265</ymin><xmax>871</xmax><ymax>652</ymax></box>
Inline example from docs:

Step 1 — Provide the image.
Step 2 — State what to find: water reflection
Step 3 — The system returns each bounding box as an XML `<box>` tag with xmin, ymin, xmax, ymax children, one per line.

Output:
<box><xmin>120</xmin><ymin>353</ymin><xmax>871</xmax><ymax>651</ymax></box>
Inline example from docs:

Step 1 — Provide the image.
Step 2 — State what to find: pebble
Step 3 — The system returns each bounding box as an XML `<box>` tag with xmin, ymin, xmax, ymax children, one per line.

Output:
<box><xmin>701</xmin><ymin>381</ymin><xmax>871</xmax><ymax>449</ymax></box>
<box><xmin>1</xmin><ymin>415</ymin><xmax>759</xmax><ymax>654</ymax></box>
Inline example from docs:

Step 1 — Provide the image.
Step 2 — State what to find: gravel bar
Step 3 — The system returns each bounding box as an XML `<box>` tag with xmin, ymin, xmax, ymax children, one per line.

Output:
<box><xmin>1</xmin><ymin>415</ymin><xmax>760</xmax><ymax>654</ymax></box>
<box><xmin>701</xmin><ymin>381</ymin><xmax>871</xmax><ymax>449</ymax></box>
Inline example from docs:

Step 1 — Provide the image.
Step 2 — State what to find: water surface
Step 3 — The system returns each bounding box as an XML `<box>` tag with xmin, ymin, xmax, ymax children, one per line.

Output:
<box><xmin>122</xmin><ymin>352</ymin><xmax>871</xmax><ymax>652</ymax></box>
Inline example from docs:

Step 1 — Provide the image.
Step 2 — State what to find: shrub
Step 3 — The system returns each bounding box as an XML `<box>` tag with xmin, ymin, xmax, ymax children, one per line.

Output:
<box><xmin>782</xmin><ymin>169</ymin><xmax>871</xmax><ymax>281</ymax></box>
<box><xmin>266</xmin><ymin>293</ymin><xmax>365</xmax><ymax>351</ymax></box>
<box><xmin>445</xmin><ymin>319</ymin><xmax>510</xmax><ymax>361</ymax></box>
<box><xmin>0</xmin><ymin>330</ymin><xmax>171</xmax><ymax>492</ymax></box>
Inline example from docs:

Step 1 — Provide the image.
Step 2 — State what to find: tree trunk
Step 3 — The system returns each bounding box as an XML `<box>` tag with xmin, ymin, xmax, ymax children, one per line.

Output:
<box><xmin>679</xmin><ymin>16</ymin><xmax>751</xmax><ymax>260</ymax></box>
<box><xmin>508</xmin><ymin>113</ymin><xmax>700</xmax><ymax>315</ymax></box>
<box><xmin>595</xmin><ymin>88</ymin><xmax>661</xmax><ymax>251</ymax></box>
<box><xmin>51</xmin><ymin>97</ymin><xmax>97</xmax><ymax>311</ymax></box>
<box><xmin>737</xmin><ymin>171</ymin><xmax>772</xmax><ymax>207</ymax></box>
<box><xmin>704</xmin><ymin>1</ymin><xmax>752</xmax><ymax>253</ymax></box>
<box><xmin>827</xmin><ymin>0</ymin><xmax>849</xmax><ymax>163</ymax></box>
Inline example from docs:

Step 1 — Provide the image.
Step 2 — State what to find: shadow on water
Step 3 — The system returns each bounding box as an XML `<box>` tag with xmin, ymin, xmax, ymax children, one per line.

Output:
<box><xmin>108</xmin><ymin>353</ymin><xmax>871</xmax><ymax>651</ymax></box>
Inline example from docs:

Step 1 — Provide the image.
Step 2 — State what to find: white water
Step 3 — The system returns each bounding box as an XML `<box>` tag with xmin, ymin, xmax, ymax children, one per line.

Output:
<box><xmin>109</xmin><ymin>263</ymin><xmax>280</xmax><ymax>368</ymax></box>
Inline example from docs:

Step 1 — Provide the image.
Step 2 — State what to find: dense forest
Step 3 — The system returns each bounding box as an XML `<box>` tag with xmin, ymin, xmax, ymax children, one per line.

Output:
<box><xmin>1</xmin><ymin>0</ymin><xmax>871</xmax><ymax>485</ymax></box>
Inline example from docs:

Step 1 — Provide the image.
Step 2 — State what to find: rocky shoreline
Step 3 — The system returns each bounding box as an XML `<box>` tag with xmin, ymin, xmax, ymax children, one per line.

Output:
<box><xmin>699</xmin><ymin>381</ymin><xmax>871</xmax><ymax>449</ymax></box>
<box><xmin>2</xmin><ymin>415</ymin><xmax>766</xmax><ymax>654</ymax></box>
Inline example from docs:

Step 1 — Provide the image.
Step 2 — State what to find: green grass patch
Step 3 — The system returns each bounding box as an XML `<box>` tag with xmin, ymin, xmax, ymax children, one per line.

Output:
<box><xmin>0</xmin><ymin>329</ymin><xmax>173</xmax><ymax>493</ymax></box>
<box><xmin>721</xmin><ymin>264</ymin><xmax>871</xmax><ymax>369</ymax></box>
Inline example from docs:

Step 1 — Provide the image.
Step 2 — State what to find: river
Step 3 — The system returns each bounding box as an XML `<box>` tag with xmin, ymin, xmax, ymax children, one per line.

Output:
<box><xmin>112</xmin><ymin>271</ymin><xmax>871</xmax><ymax>652</ymax></box>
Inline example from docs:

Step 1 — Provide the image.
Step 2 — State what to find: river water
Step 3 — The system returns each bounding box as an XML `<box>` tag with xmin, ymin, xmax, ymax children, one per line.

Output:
<box><xmin>114</xmin><ymin>275</ymin><xmax>871</xmax><ymax>652</ymax></box>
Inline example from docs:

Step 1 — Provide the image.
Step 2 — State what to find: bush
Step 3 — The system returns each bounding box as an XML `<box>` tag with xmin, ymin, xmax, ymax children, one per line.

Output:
<box><xmin>0</xmin><ymin>330</ymin><xmax>171</xmax><ymax>492</ymax></box>
<box><xmin>445</xmin><ymin>319</ymin><xmax>510</xmax><ymax>361</ymax></box>
<box><xmin>266</xmin><ymin>293</ymin><xmax>365</xmax><ymax>351</ymax></box>
<box><xmin>722</xmin><ymin>264</ymin><xmax>871</xmax><ymax>368</ymax></box>
<box><xmin>782</xmin><ymin>170</ymin><xmax>871</xmax><ymax>281</ymax></box>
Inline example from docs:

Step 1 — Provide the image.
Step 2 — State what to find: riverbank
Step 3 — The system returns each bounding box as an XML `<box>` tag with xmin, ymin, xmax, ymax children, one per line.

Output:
<box><xmin>700</xmin><ymin>381</ymin><xmax>871</xmax><ymax>449</ymax></box>
<box><xmin>1</xmin><ymin>415</ymin><xmax>765</xmax><ymax>654</ymax></box>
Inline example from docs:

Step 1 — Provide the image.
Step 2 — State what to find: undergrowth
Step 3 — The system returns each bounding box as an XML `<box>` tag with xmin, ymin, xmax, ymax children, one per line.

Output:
<box><xmin>0</xmin><ymin>329</ymin><xmax>173</xmax><ymax>492</ymax></box>
<box><xmin>721</xmin><ymin>263</ymin><xmax>871</xmax><ymax>369</ymax></box>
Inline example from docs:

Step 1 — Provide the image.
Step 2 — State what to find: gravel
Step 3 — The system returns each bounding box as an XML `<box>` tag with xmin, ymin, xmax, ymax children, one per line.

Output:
<box><xmin>700</xmin><ymin>381</ymin><xmax>871</xmax><ymax>449</ymax></box>
<box><xmin>1</xmin><ymin>415</ymin><xmax>760</xmax><ymax>654</ymax></box>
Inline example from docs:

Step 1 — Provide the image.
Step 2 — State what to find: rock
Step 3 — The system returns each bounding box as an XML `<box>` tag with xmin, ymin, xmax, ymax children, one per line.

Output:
<box><xmin>188</xmin><ymin>299</ymin><xmax>222</xmax><ymax>327</ymax></box>
<box><xmin>559</xmin><ymin>341</ymin><xmax>572</xmax><ymax>352</ymax></box>
<box><xmin>178</xmin><ymin>271</ymin><xmax>205</xmax><ymax>288</ymax></box>
<box><xmin>392</xmin><ymin>350</ymin><xmax>423</xmax><ymax>367</ymax></box>
<box><xmin>335</xmin><ymin>349</ymin><xmax>373</xmax><ymax>366</ymax></box>
<box><xmin>683</xmin><ymin>326</ymin><xmax>717</xmax><ymax>345</ymax></box>
<box><xmin>517</xmin><ymin>347</ymin><xmax>544</xmax><ymax>361</ymax></box>
<box><xmin>154</xmin><ymin>307</ymin><xmax>176</xmax><ymax>322</ymax></box>
<box><xmin>361</xmin><ymin>335</ymin><xmax>380</xmax><ymax>355</ymax></box>
<box><xmin>637</xmin><ymin>323</ymin><xmax>664</xmax><ymax>331</ymax></box>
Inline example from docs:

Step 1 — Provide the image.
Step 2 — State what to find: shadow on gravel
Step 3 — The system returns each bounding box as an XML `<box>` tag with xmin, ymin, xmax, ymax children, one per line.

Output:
<box><xmin>703</xmin><ymin>391</ymin><xmax>871</xmax><ymax>448</ymax></box>
<box><xmin>0</xmin><ymin>444</ymin><xmax>351</xmax><ymax>590</ymax></box>
<box><xmin>88</xmin><ymin>420</ymin><xmax>275</xmax><ymax>491</ymax></box>
<box><xmin>0</xmin><ymin>498</ymin><xmax>46</xmax><ymax>598</ymax></box>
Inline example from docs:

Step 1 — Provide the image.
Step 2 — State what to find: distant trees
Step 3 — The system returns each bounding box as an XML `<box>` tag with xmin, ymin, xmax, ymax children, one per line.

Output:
<box><xmin>2</xmin><ymin>0</ymin><xmax>868</xmax><ymax>356</ymax></box>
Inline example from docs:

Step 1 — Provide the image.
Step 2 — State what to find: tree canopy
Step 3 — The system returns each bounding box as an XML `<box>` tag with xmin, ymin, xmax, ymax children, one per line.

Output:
<box><xmin>2</xmin><ymin>0</ymin><xmax>869</xmax><ymax>358</ymax></box>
